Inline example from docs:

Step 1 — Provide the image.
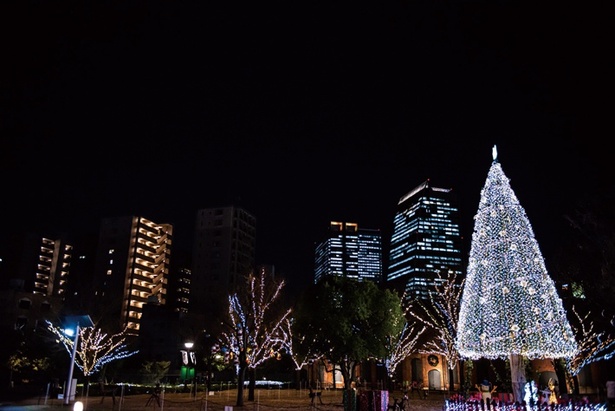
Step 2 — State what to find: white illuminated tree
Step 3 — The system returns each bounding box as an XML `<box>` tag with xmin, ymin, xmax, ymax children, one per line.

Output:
<box><xmin>47</xmin><ymin>321</ymin><xmax>138</xmax><ymax>376</ymax></box>
<box><xmin>384</xmin><ymin>320</ymin><xmax>426</xmax><ymax>380</ymax></box>
<box><xmin>456</xmin><ymin>146</ymin><xmax>577</xmax><ymax>402</ymax></box>
<box><xmin>566</xmin><ymin>305</ymin><xmax>615</xmax><ymax>377</ymax></box>
<box><xmin>278</xmin><ymin>318</ymin><xmax>318</xmax><ymax>370</ymax></box>
<box><xmin>220</xmin><ymin>270</ymin><xmax>292</xmax><ymax>407</ymax></box>
<box><xmin>278</xmin><ymin>317</ymin><xmax>323</xmax><ymax>386</ymax></box>
<box><xmin>407</xmin><ymin>271</ymin><xmax>463</xmax><ymax>385</ymax></box>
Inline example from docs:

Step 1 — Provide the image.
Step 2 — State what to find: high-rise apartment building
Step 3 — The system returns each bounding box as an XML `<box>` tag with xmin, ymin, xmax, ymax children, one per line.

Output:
<box><xmin>314</xmin><ymin>221</ymin><xmax>383</xmax><ymax>284</ymax></box>
<box><xmin>91</xmin><ymin>216</ymin><xmax>173</xmax><ymax>333</ymax></box>
<box><xmin>191</xmin><ymin>206</ymin><xmax>256</xmax><ymax>320</ymax></box>
<box><xmin>166</xmin><ymin>248</ymin><xmax>191</xmax><ymax>314</ymax></box>
<box><xmin>387</xmin><ymin>180</ymin><xmax>464</xmax><ymax>300</ymax></box>
<box><xmin>0</xmin><ymin>233</ymin><xmax>67</xmax><ymax>332</ymax></box>
<box><xmin>33</xmin><ymin>236</ymin><xmax>72</xmax><ymax>297</ymax></box>
<box><xmin>0</xmin><ymin>232</ymin><xmax>73</xmax><ymax>299</ymax></box>
<box><xmin>167</xmin><ymin>266</ymin><xmax>191</xmax><ymax>314</ymax></box>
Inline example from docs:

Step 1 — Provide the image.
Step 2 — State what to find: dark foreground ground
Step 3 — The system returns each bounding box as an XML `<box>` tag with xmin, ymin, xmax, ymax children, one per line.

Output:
<box><xmin>0</xmin><ymin>388</ymin><xmax>448</xmax><ymax>411</ymax></box>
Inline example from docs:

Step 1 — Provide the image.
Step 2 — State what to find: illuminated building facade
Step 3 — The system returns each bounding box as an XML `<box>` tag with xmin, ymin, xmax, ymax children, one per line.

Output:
<box><xmin>314</xmin><ymin>221</ymin><xmax>382</xmax><ymax>284</ymax></box>
<box><xmin>387</xmin><ymin>180</ymin><xmax>464</xmax><ymax>300</ymax></box>
<box><xmin>0</xmin><ymin>232</ymin><xmax>73</xmax><ymax>299</ymax></box>
<box><xmin>92</xmin><ymin>216</ymin><xmax>173</xmax><ymax>333</ymax></box>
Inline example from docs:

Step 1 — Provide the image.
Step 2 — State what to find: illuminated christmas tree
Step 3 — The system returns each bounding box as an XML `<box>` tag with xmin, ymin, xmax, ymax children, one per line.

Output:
<box><xmin>456</xmin><ymin>146</ymin><xmax>577</xmax><ymax>402</ymax></box>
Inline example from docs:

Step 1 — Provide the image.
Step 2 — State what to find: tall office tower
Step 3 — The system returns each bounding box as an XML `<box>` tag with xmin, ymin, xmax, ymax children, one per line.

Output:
<box><xmin>387</xmin><ymin>180</ymin><xmax>464</xmax><ymax>300</ymax></box>
<box><xmin>314</xmin><ymin>221</ymin><xmax>383</xmax><ymax>284</ymax></box>
<box><xmin>191</xmin><ymin>206</ymin><xmax>256</xmax><ymax>321</ymax></box>
<box><xmin>92</xmin><ymin>216</ymin><xmax>173</xmax><ymax>333</ymax></box>
<box><xmin>0</xmin><ymin>232</ymin><xmax>73</xmax><ymax>299</ymax></box>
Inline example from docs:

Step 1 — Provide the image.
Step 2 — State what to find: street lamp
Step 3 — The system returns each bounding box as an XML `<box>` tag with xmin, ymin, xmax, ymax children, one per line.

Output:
<box><xmin>182</xmin><ymin>341</ymin><xmax>196</xmax><ymax>397</ymax></box>
<box><xmin>63</xmin><ymin>315</ymin><xmax>94</xmax><ymax>406</ymax></box>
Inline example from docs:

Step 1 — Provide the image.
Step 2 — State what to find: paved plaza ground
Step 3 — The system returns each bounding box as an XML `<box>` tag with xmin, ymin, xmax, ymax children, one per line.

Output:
<box><xmin>1</xmin><ymin>388</ymin><xmax>448</xmax><ymax>411</ymax></box>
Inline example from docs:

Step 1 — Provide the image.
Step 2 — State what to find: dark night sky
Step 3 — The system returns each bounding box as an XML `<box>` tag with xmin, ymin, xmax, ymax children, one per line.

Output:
<box><xmin>1</xmin><ymin>1</ymin><xmax>613</xmax><ymax>295</ymax></box>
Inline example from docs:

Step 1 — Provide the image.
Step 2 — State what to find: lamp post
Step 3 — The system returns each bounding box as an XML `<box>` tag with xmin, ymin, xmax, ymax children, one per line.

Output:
<box><xmin>64</xmin><ymin>326</ymin><xmax>80</xmax><ymax>406</ymax></box>
<box><xmin>183</xmin><ymin>341</ymin><xmax>196</xmax><ymax>397</ymax></box>
<box><xmin>63</xmin><ymin>315</ymin><xmax>94</xmax><ymax>406</ymax></box>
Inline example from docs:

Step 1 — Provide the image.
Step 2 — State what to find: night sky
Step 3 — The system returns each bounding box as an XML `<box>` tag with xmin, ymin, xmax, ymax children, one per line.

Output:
<box><xmin>2</xmin><ymin>1</ymin><xmax>613</xmax><ymax>295</ymax></box>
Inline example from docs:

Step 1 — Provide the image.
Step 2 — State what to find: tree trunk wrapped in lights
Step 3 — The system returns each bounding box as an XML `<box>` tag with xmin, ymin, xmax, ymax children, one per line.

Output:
<box><xmin>220</xmin><ymin>270</ymin><xmax>291</xmax><ymax>407</ymax></box>
<box><xmin>456</xmin><ymin>146</ymin><xmax>577</xmax><ymax>403</ymax></box>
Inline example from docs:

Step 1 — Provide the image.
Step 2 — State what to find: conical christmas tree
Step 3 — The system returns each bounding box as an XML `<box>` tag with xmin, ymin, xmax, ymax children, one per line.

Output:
<box><xmin>456</xmin><ymin>146</ymin><xmax>577</xmax><ymax>401</ymax></box>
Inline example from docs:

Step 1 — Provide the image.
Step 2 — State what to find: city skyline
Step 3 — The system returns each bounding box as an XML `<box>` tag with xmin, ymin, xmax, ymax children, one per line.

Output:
<box><xmin>2</xmin><ymin>1</ymin><xmax>612</xmax><ymax>296</ymax></box>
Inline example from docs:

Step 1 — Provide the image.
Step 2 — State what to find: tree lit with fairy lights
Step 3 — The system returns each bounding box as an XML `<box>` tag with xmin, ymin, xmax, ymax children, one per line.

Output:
<box><xmin>47</xmin><ymin>321</ymin><xmax>138</xmax><ymax>376</ymax></box>
<box><xmin>566</xmin><ymin>305</ymin><xmax>615</xmax><ymax>377</ymax></box>
<box><xmin>455</xmin><ymin>146</ymin><xmax>577</xmax><ymax>403</ymax></box>
<box><xmin>407</xmin><ymin>271</ymin><xmax>463</xmax><ymax>373</ymax></box>
<box><xmin>220</xmin><ymin>270</ymin><xmax>291</xmax><ymax>407</ymax></box>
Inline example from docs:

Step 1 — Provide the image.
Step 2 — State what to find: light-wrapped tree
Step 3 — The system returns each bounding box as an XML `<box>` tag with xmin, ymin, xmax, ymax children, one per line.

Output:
<box><xmin>566</xmin><ymin>305</ymin><xmax>615</xmax><ymax>378</ymax></box>
<box><xmin>456</xmin><ymin>146</ymin><xmax>577</xmax><ymax>402</ymax></box>
<box><xmin>383</xmin><ymin>320</ymin><xmax>426</xmax><ymax>382</ymax></box>
<box><xmin>220</xmin><ymin>270</ymin><xmax>291</xmax><ymax>407</ymax></box>
<box><xmin>47</xmin><ymin>321</ymin><xmax>138</xmax><ymax>377</ymax></box>
<box><xmin>278</xmin><ymin>317</ymin><xmax>323</xmax><ymax>388</ymax></box>
<box><xmin>407</xmin><ymin>271</ymin><xmax>463</xmax><ymax>389</ymax></box>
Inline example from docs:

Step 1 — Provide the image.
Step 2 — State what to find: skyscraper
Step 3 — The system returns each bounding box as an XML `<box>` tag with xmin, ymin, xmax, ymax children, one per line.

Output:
<box><xmin>314</xmin><ymin>221</ymin><xmax>383</xmax><ymax>284</ymax></box>
<box><xmin>91</xmin><ymin>216</ymin><xmax>173</xmax><ymax>333</ymax></box>
<box><xmin>190</xmin><ymin>206</ymin><xmax>256</xmax><ymax>320</ymax></box>
<box><xmin>387</xmin><ymin>180</ymin><xmax>464</xmax><ymax>300</ymax></box>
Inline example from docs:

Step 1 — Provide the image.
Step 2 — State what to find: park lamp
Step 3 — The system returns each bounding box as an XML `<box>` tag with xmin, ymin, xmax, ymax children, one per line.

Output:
<box><xmin>182</xmin><ymin>341</ymin><xmax>196</xmax><ymax>393</ymax></box>
<box><xmin>63</xmin><ymin>315</ymin><xmax>94</xmax><ymax>406</ymax></box>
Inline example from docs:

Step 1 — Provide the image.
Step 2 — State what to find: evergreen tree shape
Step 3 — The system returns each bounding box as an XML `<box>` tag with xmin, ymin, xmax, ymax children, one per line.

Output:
<box><xmin>456</xmin><ymin>145</ymin><xmax>577</xmax><ymax>360</ymax></box>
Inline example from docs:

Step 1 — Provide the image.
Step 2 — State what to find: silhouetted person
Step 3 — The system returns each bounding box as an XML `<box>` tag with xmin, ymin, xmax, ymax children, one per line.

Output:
<box><xmin>146</xmin><ymin>383</ymin><xmax>162</xmax><ymax>407</ymax></box>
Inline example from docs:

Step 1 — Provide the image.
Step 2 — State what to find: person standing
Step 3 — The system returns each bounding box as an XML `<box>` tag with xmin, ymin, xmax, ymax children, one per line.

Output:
<box><xmin>606</xmin><ymin>380</ymin><xmax>615</xmax><ymax>408</ymax></box>
<box><xmin>410</xmin><ymin>380</ymin><xmax>420</xmax><ymax>398</ymax></box>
